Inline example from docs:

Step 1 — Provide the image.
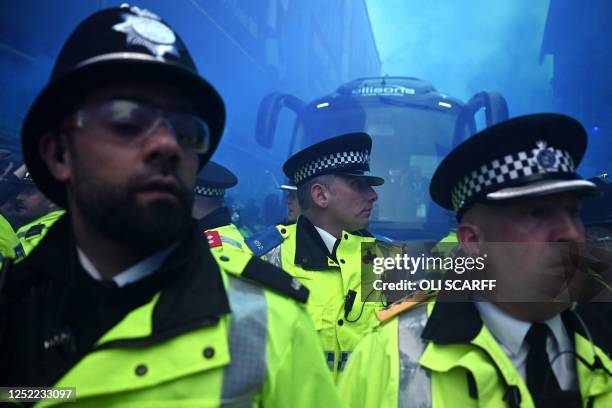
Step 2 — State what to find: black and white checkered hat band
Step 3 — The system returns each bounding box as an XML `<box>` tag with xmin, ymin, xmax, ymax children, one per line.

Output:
<box><xmin>293</xmin><ymin>150</ymin><xmax>370</xmax><ymax>184</ymax></box>
<box><xmin>194</xmin><ymin>186</ymin><xmax>225</xmax><ymax>197</ymax></box>
<box><xmin>451</xmin><ymin>146</ymin><xmax>574</xmax><ymax>211</ymax></box>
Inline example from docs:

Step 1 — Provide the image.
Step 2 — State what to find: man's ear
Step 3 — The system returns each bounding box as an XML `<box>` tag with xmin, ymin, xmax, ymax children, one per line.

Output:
<box><xmin>457</xmin><ymin>221</ymin><xmax>484</xmax><ymax>257</ymax></box>
<box><xmin>310</xmin><ymin>183</ymin><xmax>330</xmax><ymax>208</ymax></box>
<box><xmin>39</xmin><ymin>131</ymin><xmax>71</xmax><ymax>182</ymax></box>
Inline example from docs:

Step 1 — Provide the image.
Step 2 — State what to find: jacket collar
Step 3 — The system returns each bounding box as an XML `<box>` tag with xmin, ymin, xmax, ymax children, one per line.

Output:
<box><xmin>292</xmin><ymin>217</ymin><xmax>375</xmax><ymax>270</ymax></box>
<box><xmin>421</xmin><ymin>299</ymin><xmax>609</xmax><ymax>357</ymax></box>
<box><xmin>149</xmin><ymin>220</ymin><xmax>231</xmax><ymax>336</ymax></box>
<box><xmin>197</xmin><ymin>206</ymin><xmax>232</xmax><ymax>231</ymax></box>
<box><xmin>294</xmin><ymin>216</ymin><xmax>337</xmax><ymax>269</ymax></box>
<box><xmin>421</xmin><ymin>301</ymin><xmax>484</xmax><ymax>344</ymax></box>
<box><xmin>6</xmin><ymin>214</ymin><xmax>231</xmax><ymax>341</ymax></box>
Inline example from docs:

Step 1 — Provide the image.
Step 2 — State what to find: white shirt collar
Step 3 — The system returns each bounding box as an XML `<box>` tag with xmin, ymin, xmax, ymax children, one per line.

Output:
<box><xmin>314</xmin><ymin>226</ymin><xmax>338</xmax><ymax>255</ymax></box>
<box><xmin>475</xmin><ymin>300</ymin><xmax>570</xmax><ymax>356</ymax></box>
<box><xmin>77</xmin><ymin>244</ymin><xmax>177</xmax><ymax>287</ymax></box>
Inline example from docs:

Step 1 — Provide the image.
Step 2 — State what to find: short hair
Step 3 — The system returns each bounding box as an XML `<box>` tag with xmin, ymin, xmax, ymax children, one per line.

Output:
<box><xmin>297</xmin><ymin>174</ymin><xmax>335</xmax><ymax>211</ymax></box>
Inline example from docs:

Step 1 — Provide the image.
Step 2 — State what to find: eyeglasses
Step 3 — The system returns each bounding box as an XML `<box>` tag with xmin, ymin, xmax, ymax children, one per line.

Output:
<box><xmin>74</xmin><ymin>99</ymin><xmax>210</xmax><ymax>154</ymax></box>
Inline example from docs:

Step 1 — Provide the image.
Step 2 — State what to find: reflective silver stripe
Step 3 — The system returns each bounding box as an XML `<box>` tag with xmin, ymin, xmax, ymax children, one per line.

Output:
<box><xmin>337</xmin><ymin>351</ymin><xmax>351</xmax><ymax>372</ymax></box>
<box><xmin>221</xmin><ymin>236</ymin><xmax>243</xmax><ymax>249</ymax></box>
<box><xmin>397</xmin><ymin>305</ymin><xmax>432</xmax><ymax>408</ymax></box>
<box><xmin>221</xmin><ymin>276</ymin><xmax>268</xmax><ymax>405</ymax></box>
<box><xmin>13</xmin><ymin>244</ymin><xmax>24</xmax><ymax>260</ymax></box>
<box><xmin>262</xmin><ymin>244</ymin><xmax>282</xmax><ymax>268</ymax></box>
<box><xmin>325</xmin><ymin>351</ymin><xmax>335</xmax><ymax>371</ymax></box>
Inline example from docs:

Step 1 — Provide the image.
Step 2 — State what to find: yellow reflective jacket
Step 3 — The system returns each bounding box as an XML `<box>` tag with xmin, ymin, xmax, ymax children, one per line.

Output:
<box><xmin>247</xmin><ymin>216</ymin><xmax>385</xmax><ymax>380</ymax></box>
<box><xmin>340</xmin><ymin>300</ymin><xmax>612</xmax><ymax>407</ymax></box>
<box><xmin>1</xmin><ymin>217</ymin><xmax>340</xmax><ymax>407</ymax></box>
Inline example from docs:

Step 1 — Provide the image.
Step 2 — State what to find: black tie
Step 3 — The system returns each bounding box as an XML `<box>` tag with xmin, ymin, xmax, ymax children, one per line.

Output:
<box><xmin>525</xmin><ymin>323</ymin><xmax>562</xmax><ymax>403</ymax></box>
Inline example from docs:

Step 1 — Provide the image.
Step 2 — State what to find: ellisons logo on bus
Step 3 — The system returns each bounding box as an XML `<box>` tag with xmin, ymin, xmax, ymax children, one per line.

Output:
<box><xmin>352</xmin><ymin>85</ymin><xmax>416</xmax><ymax>96</ymax></box>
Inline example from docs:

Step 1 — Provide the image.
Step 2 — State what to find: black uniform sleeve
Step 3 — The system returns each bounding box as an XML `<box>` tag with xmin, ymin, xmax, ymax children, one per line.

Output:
<box><xmin>242</xmin><ymin>257</ymin><xmax>309</xmax><ymax>303</ymax></box>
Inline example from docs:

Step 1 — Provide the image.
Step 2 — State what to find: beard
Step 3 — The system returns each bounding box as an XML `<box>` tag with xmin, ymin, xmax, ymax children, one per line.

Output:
<box><xmin>72</xmin><ymin>171</ymin><xmax>194</xmax><ymax>254</ymax></box>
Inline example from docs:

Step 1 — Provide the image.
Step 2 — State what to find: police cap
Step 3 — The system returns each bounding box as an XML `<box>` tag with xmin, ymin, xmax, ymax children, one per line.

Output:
<box><xmin>430</xmin><ymin>113</ymin><xmax>597</xmax><ymax>217</ymax></box>
<box><xmin>283</xmin><ymin>132</ymin><xmax>384</xmax><ymax>187</ymax></box>
<box><xmin>194</xmin><ymin>161</ymin><xmax>237</xmax><ymax>197</ymax></box>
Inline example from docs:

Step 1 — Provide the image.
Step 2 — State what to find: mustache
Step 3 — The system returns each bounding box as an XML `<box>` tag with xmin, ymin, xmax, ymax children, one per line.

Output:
<box><xmin>127</xmin><ymin>172</ymin><xmax>194</xmax><ymax>205</ymax></box>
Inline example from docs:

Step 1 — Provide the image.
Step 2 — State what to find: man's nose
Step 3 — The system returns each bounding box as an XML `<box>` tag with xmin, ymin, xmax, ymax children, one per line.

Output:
<box><xmin>553</xmin><ymin>211</ymin><xmax>584</xmax><ymax>242</ymax></box>
<box><xmin>141</xmin><ymin>120</ymin><xmax>182</xmax><ymax>166</ymax></box>
<box><xmin>365</xmin><ymin>186</ymin><xmax>378</xmax><ymax>202</ymax></box>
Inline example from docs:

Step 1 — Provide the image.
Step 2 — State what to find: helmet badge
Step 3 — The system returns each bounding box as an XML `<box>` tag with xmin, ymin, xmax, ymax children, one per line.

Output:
<box><xmin>113</xmin><ymin>5</ymin><xmax>179</xmax><ymax>59</ymax></box>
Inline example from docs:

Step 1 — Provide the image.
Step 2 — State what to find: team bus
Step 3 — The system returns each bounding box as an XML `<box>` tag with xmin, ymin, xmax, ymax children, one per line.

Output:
<box><xmin>256</xmin><ymin>77</ymin><xmax>508</xmax><ymax>240</ymax></box>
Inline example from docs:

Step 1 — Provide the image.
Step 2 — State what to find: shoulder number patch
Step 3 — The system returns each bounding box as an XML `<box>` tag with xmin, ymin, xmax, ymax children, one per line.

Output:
<box><xmin>245</xmin><ymin>226</ymin><xmax>285</xmax><ymax>256</ymax></box>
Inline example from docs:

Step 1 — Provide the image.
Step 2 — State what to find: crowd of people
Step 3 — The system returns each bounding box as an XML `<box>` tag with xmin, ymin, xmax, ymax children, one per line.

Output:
<box><xmin>0</xmin><ymin>5</ymin><xmax>610</xmax><ymax>407</ymax></box>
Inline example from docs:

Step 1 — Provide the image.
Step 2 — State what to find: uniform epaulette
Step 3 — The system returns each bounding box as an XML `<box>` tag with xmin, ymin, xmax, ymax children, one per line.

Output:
<box><xmin>376</xmin><ymin>290</ymin><xmax>436</xmax><ymax>322</ymax></box>
<box><xmin>245</xmin><ymin>225</ymin><xmax>285</xmax><ymax>256</ymax></box>
<box><xmin>26</xmin><ymin>224</ymin><xmax>45</xmax><ymax>238</ymax></box>
<box><xmin>13</xmin><ymin>243</ymin><xmax>25</xmax><ymax>260</ymax></box>
<box><xmin>213</xmin><ymin>249</ymin><xmax>309</xmax><ymax>303</ymax></box>
<box><xmin>241</xmin><ymin>256</ymin><xmax>309</xmax><ymax>303</ymax></box>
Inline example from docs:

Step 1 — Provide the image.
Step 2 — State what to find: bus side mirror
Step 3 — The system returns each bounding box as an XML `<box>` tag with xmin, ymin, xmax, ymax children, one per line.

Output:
<box><xmin>255</xmin><ymin>93</ymin><xmax>305</xmax><ymax>148</ymax></box>
<box><xmin>452</xmin><ymin>91</ymin><xmax>509</xmax><ymax>145</ymax></box>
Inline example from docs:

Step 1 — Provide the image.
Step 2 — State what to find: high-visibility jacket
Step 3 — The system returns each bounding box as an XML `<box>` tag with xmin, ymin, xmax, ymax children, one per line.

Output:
<box><xmin>246</xmin><ymin>216</ymin><xmax>385</xmax><ymax>379</ymax></box>
<box><xmin>0</xmin><ymin>216</ymin><xmax>340</xmax><ymax>407</ymax></box>
<box><xmin>0</xmin><ymin>213</ymin><xmax>17</xmax><ymax>260</ymax></box>
<box><xmin>198</xmin><ymin>206</ymin><xmax>251</xmax><ymax>254</ymax></box>
<box><xmin>14</xmin><ymin>209</ymin><xmax>65</xmax><ymax>260</ymax></box>
<box><xmin>339</xmin><ymin>300</ymin><xmax>612</xmax><ymax>407</ymax></box>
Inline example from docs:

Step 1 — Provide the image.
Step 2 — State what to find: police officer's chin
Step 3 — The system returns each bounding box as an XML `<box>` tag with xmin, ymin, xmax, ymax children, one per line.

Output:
<box><xmin>71</xmin><ymin>183</ymin><xmax>193</xmax><ymax>252</ymax></box>
<box><xmin>132</xmin><ymin>191</ymin><xmax>193</xmax><ymax>239</ymax></box>
<box><xmin>345</xmin><ymin>220</ymin><xmax>369</xmax><ymax>234</ymax></box>
<box><xmin>483</xmin><ymin>270</ymin><xmax>575</xmax><ymax>321</ymax></box>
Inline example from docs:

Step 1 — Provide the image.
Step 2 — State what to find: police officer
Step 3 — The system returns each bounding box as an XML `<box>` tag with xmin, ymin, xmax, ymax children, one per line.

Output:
<box><xmin>0</xmin><ymin>6</ymin><xmax>339</xmax><ymax>406</ymax></box>
<box><xmin>11</xmin><ymin>171</ymin><xmax>65</xmax><ymax>260</ymax></box>
<box><xmin>340</xmin><ymin>114</ymin><xmax>612</xmax><ymax>407</ymax></box>
<box><xmin>246</xmin><ymin>132</ymin><xmax>386</xmax><ymax>379</ymax></box>
<box><xmin>192</xmin><ymin>161</ymin><xmax>250</xmax><ymax>253</ymax></box>
<box><xmin>280</xmin><ymin>183</ymin><xmax>301</xmax><ymax>224</ymax></box>
<box><xmin>5</xmin><ymin>171</ymin><xmax>60</xmax><ymax>228</ymax></box>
